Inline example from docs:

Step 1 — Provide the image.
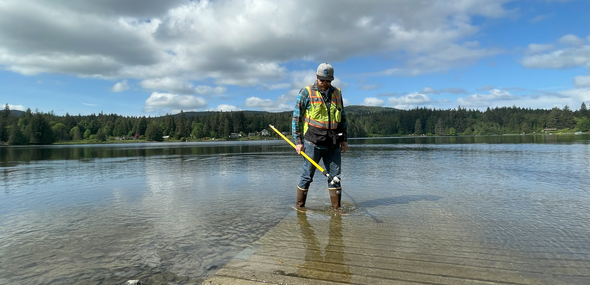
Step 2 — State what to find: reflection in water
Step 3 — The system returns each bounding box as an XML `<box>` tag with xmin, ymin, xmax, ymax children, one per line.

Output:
<box><xmin>297</xmin><ymin>212</ymin><xmax>352</xmax><ymax>283</ymax></box>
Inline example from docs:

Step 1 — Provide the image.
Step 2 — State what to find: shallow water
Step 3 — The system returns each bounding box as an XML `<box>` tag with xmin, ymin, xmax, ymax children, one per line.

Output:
<box><xmin>1</xmin><ymin>135</ymin><xmax>589</xmax><ymax>284</ymax></box>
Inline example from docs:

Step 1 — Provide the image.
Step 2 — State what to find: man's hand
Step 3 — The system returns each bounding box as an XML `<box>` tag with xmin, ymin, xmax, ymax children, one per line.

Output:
<box><xmin>296</xmin><ymin>144</ymin><xmax>304</xmax><ymax>155</ymax></box>
<box><xmin>341</xmin><ymin>142</ymin><xmax>348</xmax><ymax>153</ymax></box>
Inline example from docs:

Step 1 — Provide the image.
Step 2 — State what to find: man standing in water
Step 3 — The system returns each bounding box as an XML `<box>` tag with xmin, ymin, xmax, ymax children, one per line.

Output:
<box><xmin>292</xmin><ymin>63</ymin><xmax>348</xmax><ymax>212</ymax></box>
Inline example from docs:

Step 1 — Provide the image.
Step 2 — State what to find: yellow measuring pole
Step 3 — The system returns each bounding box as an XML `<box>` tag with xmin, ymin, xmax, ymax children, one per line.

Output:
<box><xmin>268</xmin><ymin>124</ymin><xmax>326</xmax><ymax>173</ymax></box>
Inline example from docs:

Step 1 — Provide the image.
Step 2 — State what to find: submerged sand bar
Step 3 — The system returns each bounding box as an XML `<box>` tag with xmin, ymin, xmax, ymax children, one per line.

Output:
<box><xmin>203</xmin><ymin>208</ymin><xmax>590</xmax><ymax>285</ymax></box>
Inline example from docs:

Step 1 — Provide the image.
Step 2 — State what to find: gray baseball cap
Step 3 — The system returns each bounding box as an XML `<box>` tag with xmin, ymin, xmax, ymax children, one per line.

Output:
<box><xmin>316</xmin><ymin>63</ymin><xmax>334</xmax><ymax>81</ymax></box>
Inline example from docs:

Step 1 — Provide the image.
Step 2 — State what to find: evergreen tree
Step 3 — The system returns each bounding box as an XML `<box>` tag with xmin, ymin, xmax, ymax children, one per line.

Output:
<box><xmin>8</xmin><ymin>123</ymin><xmax>28</xmax><ymax>145</ymax></box>
<box><xmin>414</xmin><ymin>118</ymin><xmax>423</xmax><ymax>135</ymax></box>
<box><xmin>145</xmin><ymin>121</ymin><xmax>164</xmax><ymax>141</ymax></box>
<box><xmin>26</xmin><ymin>112</ymin><xmax>54</xmax><ymax>144</ymax></box>
<box><xmin>134</xmin><ymin>116</ymin><xmax>148</xmax><ymax>137</ymax></box>
<box><xmin>578</xmin><ymin>102</ymin><xmax>587</xmax><ymax>117</ymax></box>
<box><xmin>546</xmin><ymin>107</ymin><xmax>560</xmax><ymax>128</ymax></box>
<box><xmin>163</xmin><ymin>113</ymin><xmax>176</xmax><ymax>137</ymax></box>
<box><xmin>175</xmin><ymin>111</ymin><xmax>190</xmax><ymax>139</ymax></box>
<box><xmin>96</xmin><ymin>128</ymin><xmax>107</xmax><ymax>141</ymax></box>
<box><xmin>560</xmin><ymin>105</ymin><xmax>575</xmax><ymax>129</ymax></box>
<box><xmin>191</xmin><ymin>122</ymin><xmax>204</xmax><ymax>139</ymax></box>
<box><xmin>63</xmin><ymin>113</ymin><xmax>77</xmax><ymax>131</ymax></box>
<box><xmin>2</xmin><ymin>104</ymin><xmax>11</xmax><ymax>121</ymax></box>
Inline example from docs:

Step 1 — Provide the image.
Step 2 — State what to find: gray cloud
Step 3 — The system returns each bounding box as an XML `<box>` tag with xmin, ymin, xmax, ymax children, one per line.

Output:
<box><xmin>521</xmin><ymin>35</ymin><xmax>590</xmax><ymax>69</ymax></box>
<box><xmin>111</xmin><ymin>80</ymin><xmax>129</xmax><ymax>92</ymax></box>
<box><xmin>358</xmin><ymin>84</ymin><xmax>381</xmax><ymax>91</ymax></box>
<box><xmin>421</xmin><ymin>86</ymin><xmax>468</xmax><ymax>94</ymax></box>
<box><xmin>0</xmin><ymin>0</ymin><xmax>516</xmax><ymax>112</ymax></box>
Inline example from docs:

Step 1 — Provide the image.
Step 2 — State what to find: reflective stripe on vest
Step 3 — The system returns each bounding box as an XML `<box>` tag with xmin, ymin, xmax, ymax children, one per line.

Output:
<box><xmin>303</xmin><ymin>85</ymin><xmax>343</xmax><ymax>134</ymax></box>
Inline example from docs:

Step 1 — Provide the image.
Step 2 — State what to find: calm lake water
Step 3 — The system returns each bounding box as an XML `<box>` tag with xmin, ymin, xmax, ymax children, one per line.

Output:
<box><xmin>1</xmin><ymin>135</ymin><xmax>589</xmax><ymax>284</ymax></box>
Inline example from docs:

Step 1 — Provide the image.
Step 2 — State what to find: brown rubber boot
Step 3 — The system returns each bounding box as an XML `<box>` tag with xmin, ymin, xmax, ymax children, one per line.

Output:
<box><xmin>329</xmin><ymin>188</ymin><xmax>342</xmax><ymax>212</ymax></box>
<box><xmin>295</xmin><ymin>187</ymin><xmax>308</xmax><ymax>211</ymax></box>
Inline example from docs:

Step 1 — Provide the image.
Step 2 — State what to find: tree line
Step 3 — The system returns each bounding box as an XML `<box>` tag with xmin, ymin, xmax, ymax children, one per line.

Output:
<box><xmin>1</xmin><ymin>102</ymin><xmax>589</xmax><ymax>145</ymax></box>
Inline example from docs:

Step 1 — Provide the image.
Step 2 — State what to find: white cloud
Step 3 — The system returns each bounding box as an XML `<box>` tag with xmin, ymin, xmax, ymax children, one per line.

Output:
<box><xmin>0</xmin><ymin>0</ymin><xmax>511</xmax><ymax>85</ymax></box>
<box><xmin>573</xmin><ymin>76</ymin><xmax>590</xmax><ymax>88</ymax></box>
<box><xmin>211</xmin><ymin>104</ymin><xmax>241</xmax><ymax>112</ymax></box>
<box><xmin>478</xmin><ymin>85</ymin><xmax>495</xmax><ymax>91</ymax></box>
<box><xmin>111</xmin><ymin>80</ymin><xmax>129</xmax><ymax>92</ymax></box>
<box><xmin>521</xmin><ymin>35</ymin><xmax>590</xmax><ymax>69</ymax></box>
<box><xmin>7</xmin><ymin>104</ymin><xmax>25</xmax><ymax>111</ymax></box>
<box><xmin>525</xmin><ymin>43</ymin><xmax>554</xmax><ymax>54</ymax></box>
<box><xmin>420</xmin><ymin>86</ymin><xmax>468</xmax><ymax>94</ymax></box>
<box><xmin>466</xmin><ymin>87</ymin><xmax>590</xmax><ymax>111</ymax></box>
<box><xmin>244</xmin><ymin>96</ymin><xmax>291</xmax><ymax>111</ymax></box>
<box><xmin>457</xmin><ymin>89</ymin><xmax>519</xmax><ymax>108</ymax></box>
<box><xmin>194</xmin><ymin>85</ymin><xmax>226</xmax><ymax>95</ymax></box>
<box><xmin>144</xmin><ymin>92</ymin><xmax>207</xmax><ymax>113</ymax></box>
<box><xmin>362</xmin><ymin>97</ymin><xmax>385</xmax><ymax>107</ymax></box>
<box><xmin>141</xmin><ymin>77</ymin><xmax>194</xmax><ymax>94</ymax></box>
<box><xmin>559</xmin><ymin>34</ymin><xmax>585</xmax><ymax>47</ymax></box>
<box><xmin>258</xmin><ymin>83</ymin><xmax>291</xmax><ymax>91</ymax></box>
<box><xmin>387</xmin><ymin>93</ymin><xmax>432</xmax><ymax>109</ymax></box>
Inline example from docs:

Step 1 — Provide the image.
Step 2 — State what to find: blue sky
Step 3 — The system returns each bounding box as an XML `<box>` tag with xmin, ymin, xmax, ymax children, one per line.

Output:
<box><xmin>1</xmin><ymin>0</ymin><xmax>588</xmax><ymax>117</ymax></box>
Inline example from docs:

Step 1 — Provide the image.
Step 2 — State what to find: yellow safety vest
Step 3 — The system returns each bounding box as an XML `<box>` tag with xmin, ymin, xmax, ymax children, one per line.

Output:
<box><xmin>303</xmin><ymin>85</ymin><xmax>343</xmax><ymax>144</ymax></box>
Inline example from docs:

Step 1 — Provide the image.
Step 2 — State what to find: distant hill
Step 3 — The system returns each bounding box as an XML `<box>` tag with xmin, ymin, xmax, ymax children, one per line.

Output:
<box><xmin>4</xmin><ymin>109</ymin><xmax>24</xmax><ymax>117</ymax></box>
<box><xmin>176</xmin><ymin>110</ymin><xmax>288</xmax><ymax>118</ymax></box>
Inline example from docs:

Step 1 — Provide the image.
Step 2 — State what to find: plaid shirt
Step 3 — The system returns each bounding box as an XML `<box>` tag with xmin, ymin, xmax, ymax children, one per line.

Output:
<box><xmin>292</xmin><ymin>81</ymin><xmax>347</xmax><ymax>145</ymax></box>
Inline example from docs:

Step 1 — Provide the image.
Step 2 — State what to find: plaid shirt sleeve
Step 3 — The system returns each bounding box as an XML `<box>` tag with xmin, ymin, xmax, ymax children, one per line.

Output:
<box><xmin>292</xmin><ymin>87</ymin><xmax>308</xmax><ymax>145</ymax></box>
<box><xmin>341</xmin><ymin>102</ymin><xmax>348</xmax><ymax>142</ymax></box>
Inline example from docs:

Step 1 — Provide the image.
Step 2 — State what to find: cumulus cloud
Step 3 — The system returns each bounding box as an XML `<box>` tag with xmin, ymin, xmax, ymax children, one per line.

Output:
<box><xmin>521</xmin><ymin>35</ymin><xmax>590</xmax><ymax>69</ymax></box>
<box><xmin>7</xmin><ymin>104</ymin><xmax>25</xmax><ymax>111</ymax></box>
<box><xmin>211</xmin><ymin>104</ymin><xmax>241</xmax><ymax>112</ymax></box>
<box><xmin>573</xmin><ymin>76</ymin><xmax>590</xmax><ymax>88</ymax></box>
<box><xmin>111</xmin><ymin>80</ymin><xmax>129</xmax><ymax>92</ymax></box>
<box><xmin>478</xmin><ymin>85</ymin><xmax>495</xmax><ymax>91</ymax></box>
<box><xmin>387</xmin><ymin>93</ymin><xmax>432</xmax><ymax>109</ymax></box>
<box><xmin>258</xmin><ymin>83</ymin><xmax>291</xmax><ymax>91</ymax></box>
<box><xmin>0</xmin><ymin>0</ymin><xmax>511</xmax><ymax>82</ymax></box>
<box><xmin>457</xmin><ymin>89</ymin><xmax>518</xmax><ymax>108</ymax></box>
<box><xmin>0</xmin><ymin>0</ymin><xmax>551</xmax><ymax>113</ymax></box>
<box><xmin>420</xmin><ymin>86</ymin><xmax>468</xmax><ymax>94</ymax></box>
<box><xmin>244</xmin><ymin>96</ymin><xmax>291</xmax><ymax>111</ymax></box>
<box><xmin>525</xmin><ymin>43</ymin><xmax>554</xmax><ymax>55</ymax></box>
<box><xmin>144</xmin><ymin>92</ymin><xmax>207</xmax><ymax>114</ymax></box>
<box><xmin>362</xmin><ymin>97</ymin><xmax>385</xmax><ymax>107</ymax></box>
<box><xmin>194</xmin><ymin>85</ymin><xmax>226</xmax><ymax>95</ymax></box>
<box><xmin>141</xmin><ymin>78</ymin><xmax>195</xmax><ymax>94</ymax></box>
<box><xmin>559</xmin><ymin>34</ymin><xmax>585</xmax><ymax>47</ymax></box>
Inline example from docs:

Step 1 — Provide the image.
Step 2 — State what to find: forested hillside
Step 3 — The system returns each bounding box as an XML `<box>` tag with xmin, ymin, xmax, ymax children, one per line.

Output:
<box><xmin>1</xmin><ymin>103</ymin><xmax>589</xmax><ymax>145</ymax></box>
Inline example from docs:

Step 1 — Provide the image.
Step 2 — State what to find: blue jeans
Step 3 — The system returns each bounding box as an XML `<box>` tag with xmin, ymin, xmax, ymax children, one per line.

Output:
<box><xmin>297</xmin><ymin>140</ymin><xmax>342</xmax><ymax>190</ymax></box>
